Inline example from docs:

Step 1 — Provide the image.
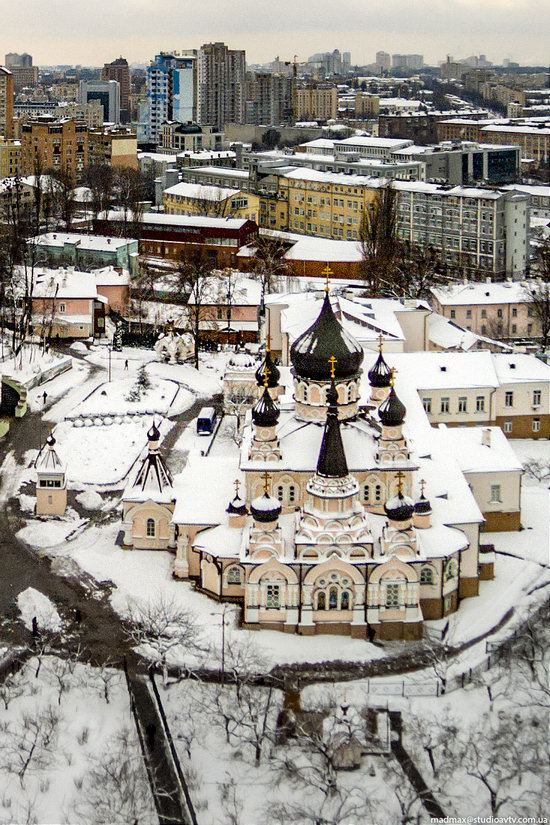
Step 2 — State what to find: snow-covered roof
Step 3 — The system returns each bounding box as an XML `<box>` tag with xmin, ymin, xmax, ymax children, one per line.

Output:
<box><xmin>431</xmin><ymin>281</ymin><xmax>534</xmax><ymax>306</ymax></box>
<box><xmin>32</xmin><ymin>232</ymin><xmax>134</xmax><ymax>252</ymax></box>
<box><xmin>187</xmin><ymin>166</ymin><xmax>250</xmax><ymax>179</ymax></box>
<box><xmin>492</xmin><ymin>353</ymin><xmax>550</xmax><ymax>384</ymax></box>
<box><xmin>32</xmin><ymin>269</ymin><xmax>97</xmax><ymax>300</ymax></box>
<box><xmin>437</xmin><ymin>425</ymin><xmax>523</xmax><ymax>474</ymax></box>
<box><xmin>427</xmin><ymin>313</ymin><xmax>479</xmax><ymax>351</ymax></box>
<box><xmin>390</xmin><ymin>351</ymin><xmax>500</xmax><ymax>390</ymax></box>
<box><xmin>283</xmin><ymin>236</ymin><xmax>363</xmax><ymax>262</ymax></box>
<box><xmin>172</xmin><ymin>455</ymin><xmax>245</xmax><ymax>526</ymax></box>
<box><xmin>163</xmin><ymin>181</ymin><xmax>240</xmax><ymax>200</ymax></box>
<box><xmin>99</xmin><ymin>211</ymin><xmax>250</xmax><ymax>230</ymax></box>
<box><xmin>93</xmin><ymin>266</ymin><xmax>130</xmax><ymax>286</ymax></box>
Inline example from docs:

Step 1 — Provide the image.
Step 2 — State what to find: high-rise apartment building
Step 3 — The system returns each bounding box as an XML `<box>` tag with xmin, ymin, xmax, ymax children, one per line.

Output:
<box><xmin>375</xmin><ymin>51</ymin><xmax>391</xmax><ymax>72</ymax></box>
<box><xmin>0</xmin><ymin>137</ymin><xmax>21</xmax><ymax>176</ymax></box>
<box><xmin>5</xmin><ymin>53</ymin><xmax>38</xmax><ymax>93</ymax></box>
<box><xmin>145</xmin><ymin>52</ymin><xmax>197</xmax><ymax>145</ymax></box>
<box><xmin>294</xmin><ymin>86</ymin><xmax>338</xmax><ymax>121</ymax></box>
<box><xmin>20</xmin><ymin>117</ymin><xmax>88</xmax><ymax>182</ymax></box>
<box><xmin>198</xmin><ymin>43</ymin><xmax>246</xmax><ymax>128</ymax></box>
<box><xmin>79</xmin><ymin>79</ymin><xmax>121</xmax><ymax>124</ymax></box>
<box><xmin>0</xmin><ymin>68</ymin><xmax>14</xmax><ymax>138</ymax></box>
<box><xmin>102</xmin><ymin>58</ymin><xmax>131</xmax><ymax>122</ymax></box>
<box><xmin>5</xmin><ymin>53</ymin><xmax>33</xmax><ymax>68</ymax></box>
<box><xmin>246</xmin><ymin>72</ymin><xmax>293</xmax><ymax>125</ymax></box>
<box><xmin>392</xmin><ymin>54</ymin><xmax>424</xmax><ymax>71</ymax></box>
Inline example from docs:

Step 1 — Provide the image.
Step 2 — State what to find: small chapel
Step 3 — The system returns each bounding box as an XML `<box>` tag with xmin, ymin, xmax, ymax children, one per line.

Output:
<box><xmin>122</xmin><ymin>289</ymin><xmax>493</xmax><ymax>641</ymax></box>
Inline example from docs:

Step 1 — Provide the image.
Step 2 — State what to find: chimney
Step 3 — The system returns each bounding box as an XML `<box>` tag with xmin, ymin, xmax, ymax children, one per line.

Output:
<box><xmin>481</xmin><ymin>428</ymin><xmax>491</xmax><ymax>447</ymax></box>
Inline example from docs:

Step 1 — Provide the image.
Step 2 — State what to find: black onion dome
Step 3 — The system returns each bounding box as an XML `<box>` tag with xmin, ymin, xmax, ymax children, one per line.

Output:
<box><xmin>414</xmin><ymin>494</ymin><xmax>432</xmax><ymax>515</ymax></box>
<box><xmin>148</xmin><ymin>421</ymin><xmax>161</xmax><ymax>441</ymax></box>
<box><xmin>252</xmin><ymin>388</ymin><xmax>280</xmax><ymax>428</ymax></box>
<box><xmin>378</xmin><ymin>388</ymin><xmax>406</xmax><ymax>427</ymax></box>
<box><xmin>251</xmin><ymin>493</ymin><xmax>282</xmax><ymax>523</ymax></box>
<box><xmin>368</xmin><ymin>352</ymin><xmax>392</xmax><ymax>388</ymax></box>
<box><xmin>384</xmin><ymin>491</ymin><xmax>414</xmax><ymax>522</ymax></box>
<box><xmin>290</xmin><ymin>294</ymin><xmax>364</xmax><ymax>380</ymax></box>
<box><xmin>255</xmin><ymin>349</ymin><xmax>280</xmax><ymax>388</ymax></box>
<box><xmin>227</xmin><ymin>495</ymin><xmax>248</xmax><ymax>517</ymax></box>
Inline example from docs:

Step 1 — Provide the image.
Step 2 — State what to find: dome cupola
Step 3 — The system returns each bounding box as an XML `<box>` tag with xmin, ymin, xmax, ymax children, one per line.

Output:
<box><xmin>252</xmin><ymin>387</ymin><xmax>280</xmax><ymax>429</ymax></box>
<box><xmin>290</xmin><ymin>294</ymin><xmax>364</xmax><ymax>381</ymax></box>
<box><xmin>250</xmin><ymin>493</ymin><xmax>282</xmax><ymax>523</ymax></box>
<box><xmin>367</xmin><ymin>339</ymin><xmax>392</xmax><ymax>388</ymax></box>
<box><xmin>255</xmin><ymin>348</ymin><xmax>280</xmax><ymax>388</ymax></box>
<box><xmin>384</xmin><ymin>490</ymin><xmax>414</xmax><ymax>522</ymax></box>
<box><xmin>378</xmin><ymin>370</ymin><xmax>406</xmax><ymax>427</ymax></box>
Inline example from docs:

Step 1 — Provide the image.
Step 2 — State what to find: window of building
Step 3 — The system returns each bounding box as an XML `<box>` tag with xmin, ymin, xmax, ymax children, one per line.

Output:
<box><xmin>490</xmin><ymin>484</ymin><xmax>502</xmax><ymax>503</ymax></box>
<box><xmin>481</xmin><ymin>325</ymin><xmax>487</xmax><ymax>335</ymax></box>
<box><xmin>497</xmin><ymin>308</ymin><xmax>503</xmax><ymax>318</ymax></box>
<box><xmin>511</xmin><ymin>324</ymin><xmax>517</xmax><ymax>334</ymax></box>
<box><xmin>363</xmin><ymin>484</ymin><xmax>371</xmax><ymax>503</ymax></box>
<box><xmin>440</xmin><ymin>397</ymin><xmax>450</xmax><ymax>413</ymax></box>
<box><xmin>227</xmin><ymin>566</ymin><xmax>242</xmax><ymax>584</ymax></box>
<box><xmin>420</xmin><ymin>566</ymin><xmax>435</xmax><ymax>584</ymax></box>
<box><xmin>423</xmin><ymin>398</ymin><xmax>432</xmax><ymax>414</ymax></box>
<box><xmin>39</xmin><ymin>479</ymin><xmax>62</xmax><ymax>488</ymax></box>
<box><xmin>276</xmin><ymin>485</ymin><xmax>284</xmax><ymax>502</ymax></box>
<box><xmin>512</xmin><ymin>307</ymin><xmax>517</xmax><ymax>317</ymax></box>
<box><xmin>374</xmin><ymin>484</ymin><xmax>383</xmax><ymax>502</ymax></box>
<box><xmin>444</xmin><ymin>560</ymin><xmax>457</xmax><ymax>581</ymax></box>
<box><xmin>533</xmin><ymin>389</ymin><xmax>541</xmax><ymax>406</ymax></box>
<box><xmin>450</xmin><ymin>310</ymin><xmax>456</xmax><ymax>319</ymax></box>
<box><xmin>505</xmin><ymin>391</ymin><xmax>513</xmax><ymax>407</ymax></box>
<box><xmin>504</xmin><ymin>420</ymin><xmax>513</xmax><ymax>433</ymax></box>
<box><xmin>476</xmin><ymin>396</ymin><xmax>485</xmax><ymax>412</ymax></box>
<box><xmin>384</xmin><ymin>583</ymin><xmax>400</xmax><ymax>608</ymax></box>
<box><xmin>532</xmin><ymin>418</ymin><xmax>541</xmax><ymax>433</ymax></box>
<box><xmin>266</xmin><ymin>584</ymin><xmax>280</xmax><ymax>609</ymax></box>
<box><xmin>481</xmin><ymin>309</ymin><xmax>487</xmax><ymax>319</ymax></box>
<box><xmin>466</xmin><ymin>309</ymin><xmax>472</xmax><ymax>319</ymax></box>
<box><xmin>58</xmin><ymin>303</ymin><xmax>66</xmax><ymax>313</ymax></box>
<box><xmin>458</xmin><ymin>397</ymin><xmax>467</xmax><ymax>413</ymax></box>
<box><xmin>146</xmin><ymin>518</ymin><xmax>156</xmax><ymax>537</ymax></box>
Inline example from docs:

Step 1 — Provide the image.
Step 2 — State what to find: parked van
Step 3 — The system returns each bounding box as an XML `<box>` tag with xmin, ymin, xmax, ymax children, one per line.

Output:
<box><xmin>197</xmin><ymin>406</ymin><xmax>217</xmax><ymax>436</ymax></box>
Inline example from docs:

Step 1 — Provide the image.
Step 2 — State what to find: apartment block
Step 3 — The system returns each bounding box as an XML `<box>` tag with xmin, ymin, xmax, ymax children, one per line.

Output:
<box><xmin>0</xmin><ymin>137</ymin><xmax>21</xmax><ymax>176</ymax></box>
<box><xmin>20</xmin><ymin>117</ymin><xmax>88</xmax><ymax>182</ymax></box>
<box><xmin>430</xmin><ymin>281</ymin><xmax>544</xmax><ymax>340</ymax></box>
<box><xmin>159</xmin><ymin>122</ymin><xmax>224</xmax><ymax>153</ymax></box>
<box><xmin>0</xmin><ymin>67</ymin><xmax>14</xmax><ymax>139</ymax></box>
<box><xmin>102</xmin><ymin>58</ymin><xmax>131</xmax><ymax>122</ymax></box>
<box><xmin>355</xmin><ymin>93</ymin><xmax>380</xmax><ymax>118</ymax></box>
<box><xmin>79</xmin><ymin>79</ymin><xmax>121</xmax><ymax>124</ymax></box>
<box><xmin>198</xmin><ymin>43</ymin><xmax>246</xmax><ymax>128</ymax></box>
<box><xmin>88</xmin><ymin>126</ymin><xmax>137</xmax><ymax>169</ymax></box>
<box><xmin>294</xmin><ymin>87</ymin><xmax>338</xmax><ymax>121</ymax></box>
<box><xmin>246</xmin><ymin>72</ymin><xmax>293</xmax><ymax>125</ymax></box>
<box><xmin>145</xmin><ymin>52</ymin><xmax>198</xmax><ymax>145</ymax></box>
<box><xmin>163</xmin><ymin>180</ymin><xmax>259</xmax><ymax>222</ymax></box>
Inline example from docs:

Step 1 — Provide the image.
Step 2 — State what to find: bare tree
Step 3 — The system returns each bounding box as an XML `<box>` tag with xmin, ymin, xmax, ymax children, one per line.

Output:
<box><xmin>176</xmin><ymin>246</ymin><xmax>217</xmax><ymax>369</ymax></box>
<box><xmin>81</xmin><ymin>163</ymin><xmax>114</xmax><ymax>223</ymax></box>
<box><xmin>522</xmin><ymin>458</ymin><xmax>550</xmax><ymax>485</ymax></box>
<box><xmin>70</xmin><ymin>726</ymin><xmax>157</xmax><ymax>825</ymax></box>
<box><xmin>48</xmin><ymin>166</ymin><xmax>76</xmax><ymax>230</ymax></box>
<box><xmin>0</xmin><ymin>703</ymin><xmax>59</xmax><ymax>787</ymax></box>
<box><xmin>123</xmin><ymin>593</ymin><xmax>202</xmax><ymax>683</ymax></box>
<box><xmin>523</xmin><ymin>278</ymin><xmax>550</xmax><ymax>350</ymax></box>
<box><xmin>359</xmin><ymin>181</ymin><xmax>399</xmax><ymax>296</ymax></box>
<box><xmin>253</xmin><ymin>235</ymin><xmax>290</xmax><ymax>302</ymax></box>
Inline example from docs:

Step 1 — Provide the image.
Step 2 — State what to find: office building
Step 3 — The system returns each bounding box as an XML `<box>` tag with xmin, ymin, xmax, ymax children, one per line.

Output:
<box><xmin>145</xmin><ymin>52</ymin><xmax>197</xmax><ymax>145</ymax></box>
<box><xmin>197</xmin><ymin>42</ymin><xmax>246</xmax><ymax>128</ymax></box>
<box><xmin>0</xmin><ymin>67</ymin><xmax>14</xmax><ymax>138</ymax></box>
<box><xmin>79</xmin><ymin>79</ymin><xmax>121</xmax><ymax>124</ymax></box>
<box><xmin>102</xmin><ymin>57</ymin><xmax>131</xmax><ymax>122</ymax></box>
<box><xmin>5</xmin><ymin>53</ymin><xmax>33</xmax><ymax>68</ymax></box>
<box><xmin>375</xmin><ymin>51</ymin><xmax>391</xmax><ymax>72</ymax></box>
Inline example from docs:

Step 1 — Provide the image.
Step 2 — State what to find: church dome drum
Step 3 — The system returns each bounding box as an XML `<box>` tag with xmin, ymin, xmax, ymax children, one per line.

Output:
<box><xmin>250</xmin><ymin>493</ymin><xmax>282</xmax><ymax>523</ymax></box>
<box><xmin>227</xmin><ymin>495</ymin><xmax>248</xmax><ymax>517</ymax></box>
<box><xmin>378</xmin><ymin>388</ymin><xmax>406</xmax><ymax>427</ymax></box>
<box><xmin>384</xmin><ymin>491</ymin><xmax>414</xmax><ymax>522</ymax></box>
<box><xmin>414</xmin><ymin>494</ymin><xmax>432</xmax><ymax>515</ymax></box>
<box><xmin>290</xmin><ymin>295</ymin><xmax>364</xmax><ymax>381</ymax></box>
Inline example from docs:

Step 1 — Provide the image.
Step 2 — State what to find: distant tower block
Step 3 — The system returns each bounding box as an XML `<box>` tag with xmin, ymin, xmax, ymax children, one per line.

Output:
<box><xmin>35</xmin><ymin>434</ymin><xmax>67</xmax><ymax>516</ymax></box>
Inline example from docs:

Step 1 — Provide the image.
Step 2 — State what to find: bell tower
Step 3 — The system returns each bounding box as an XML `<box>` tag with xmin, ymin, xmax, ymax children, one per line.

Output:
<box><xmin>35</xmin><ymin>434</ymin><xmax>67</xmax><ymax>516</ymax></box>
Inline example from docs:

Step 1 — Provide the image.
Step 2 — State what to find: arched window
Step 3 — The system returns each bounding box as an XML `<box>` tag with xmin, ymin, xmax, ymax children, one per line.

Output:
<box><xmin>329</xmin><ymin>586</ymin><xmax>338</xmax><ymax>610</ymax></box>
<box><xmin>384</xmin><ymin>582</ymin><xmax>400</xmax><ymax>608</ymax></box>
<box><xmin>288</xmin><ymin>484</ymin><xmax>297</xmax><ymax>504</ymax></box>
<box><xmin>420</xmin><ymin>565</ymin><xmax>435</xmax><ymax>585</ymax></box>
<box><xmin>317</xmin><ymin>591</ymin><xmax>326</xmax><ymax>610</ymax></box>
<box><xmin>445</xmin><ymin>560</ymin><xmax>457</xmax><ymax>581</ymax></box>
<box><xmin>146</xmin><ymin>518</ymin><xmax>156</xmax><ymax>537</ymax></box>
<box><xmin>341</xmin><ymin>591</ymin><xmax>350</xmax><ymax>610</ymax></box>
<box><xmin>363</xmin><ymin>484</ymin><xmax>371</xmax><ymax>503</ymax></box>
<box><xmin>227</xmin><ymin>566</ymin><xmax>242</xmax><ymax>584</ymax></box>
<box><xmin>314</xmin><ymin>574</ymin><xmax>354</xmax><ymax>611</ymax></box>
<box><xmin>374</xmin><ymin>484</ymin><xmax>383</xmax><ymax>502</ymax></box>
<box><xmin>276</xmin><ymin>485</ymin><xmax>284</xmax><ymax>503</ymax></box>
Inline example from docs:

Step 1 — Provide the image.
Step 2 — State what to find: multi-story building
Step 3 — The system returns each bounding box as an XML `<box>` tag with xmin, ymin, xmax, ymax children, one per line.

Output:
<box><xmin>159</xmin><ymin>122</ymin><xmax>224</xmax><ymax>153</ymax></box>
<box><xmin>144</xmin><ymin>52</ymin><xmax>197</xmax><ymax>145</ymax></box>
<box><xmin>0</xmin><ymin>137</ymin><xmax>21</xmax><ymax>176</ymax></box>
<box><xmin>430</xmin><ymin>281</ymin><xmax>544</xmax><ymax>340</ymax></box>
<box><xmin>392</xmin><ymin>141</ymin><xmax>520</xmax><ymax>185</ymax></box>
<box><xmin>355</xmin><ymin>93</ymin><xmax>380</xmax><ymax>118</ymax></box>
<box><xmin>375</xmin><ymin>51</ymin><xmax>391</xmax><ymax>72</ymax></box>
<box><xmin>79</xmin><ymin>79</ymin><xmax>121</xmax><ymax>124</ymax></box>
<box><xmin>30</xmin><ymin>231</ymin><xmax>138</xmax><ymax>274</ymax></box>
<box><xmin>395</xmin><ymin>182</ymin><xmax>528</xmax><ymax>279</ymax></box>
<box><xmin>5</xmin><ymin>53</ymin><xmax>32</xmax><ymax>68</ymax></box>
<box><xmin>10</xmin><ymin>65</ymin><xmax>39</xmax><ymax>93</ymax></box>
<box><xmin>437</xmin><ymin>118</ymin><xmax>550</xmax><ymax>168</ymax></box>
<box><xmin>102</xmin><ymin>58</ymin><xmax>131</xmax><ymax>122</ymax></box>
<box><xmin>245</xmin><ymin>72</ymin><xmax>293</xmax><ymax>125</ymax></box>
<box><xmin>88</xmin><ymin>126</ymin><xmax>137</xmax><ymax>169</ymax></box>
<box><xmin>20</xmin><ymin>117</ymin><xmax>88</xmax><ymax>182</ymax></box>
<box><xmin>0</xmin><ymin>67</ymin><xmax>14</xmax><ymax>138</ymax></box>
<box><xmin>197</xmin><ymin>42</ymin><xmax>246</xmax><ymax>128</ymax></box>
<box><xmin>13</xmin><ymin>100</ymin><xmax>103</xmax><ymax>132</ymax></box>
<box><xmin>163</xmin><ymin>180</ymin><xmax>260</xmax><ymax>222</ymax></box>
<box><xmin>294</xmin><ymin>86</ymin><xmax>338</xmax><ymax>121</ymax></box>
<box><xmin>392</xmin><ymin>54</ymin><xmax>424</xmax><ymax>71</ymax></box>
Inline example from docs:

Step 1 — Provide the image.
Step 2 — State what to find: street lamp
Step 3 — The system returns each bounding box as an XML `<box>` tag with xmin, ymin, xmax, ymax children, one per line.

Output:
<box><xmin>107</xmin><ymin>344</ymin><xmax>112</xmax><ymax>382</ymax></box>
<box><xmin>211</xmin><ymin>604</ymin><xmax>231</xmax><ymax>686</ymax></box>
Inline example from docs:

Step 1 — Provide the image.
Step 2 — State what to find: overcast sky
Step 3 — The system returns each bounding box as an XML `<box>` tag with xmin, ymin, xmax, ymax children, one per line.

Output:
<box><xmin>2</xmin><ymin>0</ymin><xmax>548</xmax><ymax>67</ymax></box>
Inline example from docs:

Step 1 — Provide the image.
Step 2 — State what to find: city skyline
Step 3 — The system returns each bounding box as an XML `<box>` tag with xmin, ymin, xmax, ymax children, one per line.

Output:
<box><xmin>1</xmin><ymin>0</ymin><xmax>549</xmax><ymax>67</ymax></box>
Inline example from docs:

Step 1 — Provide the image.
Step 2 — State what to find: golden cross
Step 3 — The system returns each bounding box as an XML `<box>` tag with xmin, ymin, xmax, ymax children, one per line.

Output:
<box><xmin>420</xmin><ymin>478</ymin><xmax>426</xmax><ymax>497</ymax></box>
<box><xmin>263</xmin><ymin>365</ymin><xmax>271</xmax><ymax>389</ymax></box>
<box><xmin>389</xmin><ymin>367</ymin><xmax>397</xmax><ymax>388</ymax></box>
<box><xmin>261</xmin><ymin>470</ymin><xmax>271</xmax><ymax>496</ymax></box>
<box><xmin>266</xmin><ymin>331</ymin><xmax>271</xmax><ymax>352</ymax></box>
<box><xmin>322</xmin><ymin>264</ymin><xmax>333</xmax><ymax>294</ymax></box>
<box><xmin>234</xmin><ymin>479</ymin><xmax>241</xmax><ymax>498</ymax></box>
<box><xmin>396</xmin><ymin>471</ymin><xmax>405</xmax><ymax>495</ymax></box>
<box><xmin>328</xmin><ymin>355</ymin><xmax>337</xmax><ymax>380</ymax></box>
<box><xmin>377</xmin><ymin>333</ymin><xmax>384</xmax><ymax>353</ymax></box>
